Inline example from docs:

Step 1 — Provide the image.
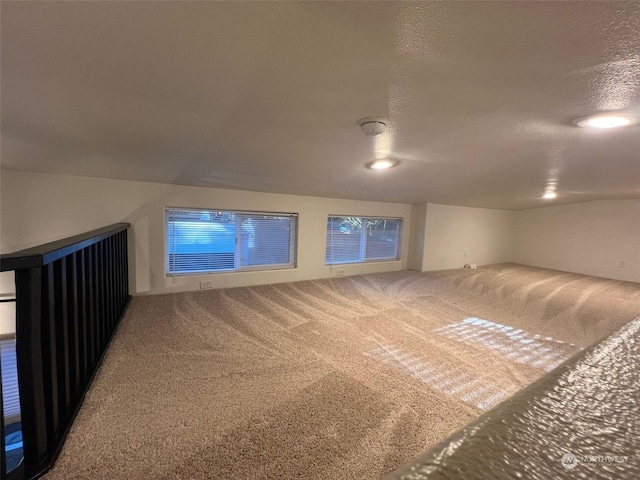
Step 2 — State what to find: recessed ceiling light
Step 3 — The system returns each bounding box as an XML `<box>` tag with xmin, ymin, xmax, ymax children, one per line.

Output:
<box><xmin>368</xmin><ymin>159</ymin><xmax>397</xmax><ymax>170</ymax></box>
<box><xmin>575</xmin><ymin>113</ymin><xmax>634</xmax><ymax>129</ymax></box>
<box><xmin>542</xmin><ymin>191</ymin><xmax>557</xmax><ymax>199</ymax></box>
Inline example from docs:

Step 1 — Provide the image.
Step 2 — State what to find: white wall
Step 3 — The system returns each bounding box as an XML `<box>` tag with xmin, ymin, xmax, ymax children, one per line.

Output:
<box><xmin>515</xmin><ymin>200</ymin><xmax>640</xmax><ymax>283</ymax></box>
<box><xmin>0</xmin><ymin>171</ymin><xmax>412</xmax><ymax>296</ymax></box>
<box><xmin>3</xmin><ymin>170</ymin><xmax>636</xmax><ymax>307</ymax></box>
<box><xmin>408</xmin><ymin>203</ymin><xmax>427</xmax><ymax>271</ymax></box>
<box><xmin>421</xmin><ymin>203</ymin><xmax>517</xmax><ymax>271</ymax></box>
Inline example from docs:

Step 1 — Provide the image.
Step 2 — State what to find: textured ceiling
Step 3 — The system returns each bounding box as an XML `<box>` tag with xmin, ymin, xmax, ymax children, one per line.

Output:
<box><xmin>2</xmin><ymin>1</ymin><xmax>639</xmax><ymax>210</ymax></box>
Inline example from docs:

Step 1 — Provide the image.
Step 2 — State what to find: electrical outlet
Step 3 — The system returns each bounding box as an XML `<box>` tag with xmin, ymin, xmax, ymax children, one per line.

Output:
<box><xmin>200</xmin><ymin>280</ymin><xmax>214</xmax><ymax>289</ymax></box>
<box><xmin>336</xmin><ymin>269</ymin><xmax>345</xmax><ymax>277</ymax></box>
<box><xmin>618</xmin><ymin>261</ymin><xmax>626</xmax><ymax>269</ymax></box>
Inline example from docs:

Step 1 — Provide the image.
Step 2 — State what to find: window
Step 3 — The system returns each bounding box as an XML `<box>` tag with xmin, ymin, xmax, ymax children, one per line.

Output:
<box><xmin>325</xmin><ymin>216</ymin><xmax>401</xmax><ymax>265</ymax></box>
<box><xmin>166</xmin><ymin>208</ymin><xmax>297</xmax><ymax>275</ymax></box>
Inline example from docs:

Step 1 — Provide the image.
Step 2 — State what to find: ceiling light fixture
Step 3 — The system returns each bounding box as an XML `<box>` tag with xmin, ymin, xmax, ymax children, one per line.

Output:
<box><xmin>574</xmin><ymin>113</ymin><xmax>634</xmax><ymax>129</ymax></box>
<box><xmin>358</xmin><ymin>117</ymin><xmax>388</xmax><ymax>136</ymax></box>
<box><xmin>542</xmin><ymin>191</ymin><xmax>557</xmax><ymax>199</ymax></box>
<box><xmin>368</xmin><ymin>159</ymin><xmax>397</xmax><ymax>170</ymax></box>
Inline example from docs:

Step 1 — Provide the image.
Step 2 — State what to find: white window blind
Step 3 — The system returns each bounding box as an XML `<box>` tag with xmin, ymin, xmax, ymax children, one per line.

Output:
<box><xmin>166</xmin><ymin>208</ymin><xmax>297</xmax><ymax>275</ymax></box>
<box><xmin>238</xmin><ymin>214</ymin><xmax>296</xmax><ymax>268</ymax></box>
<box><xmin>326</xmin><ymin>216</ymin><xmax>401</xmax><ymax>265</ymax></box>
<box><xmin>364</xmin><ymin>218</ymin><xmax>401</xmax><ymax>260</ymax></box>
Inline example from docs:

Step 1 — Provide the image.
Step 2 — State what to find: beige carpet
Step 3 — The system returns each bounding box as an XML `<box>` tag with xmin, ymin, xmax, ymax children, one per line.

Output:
<box><xmin>44</xmin><ymin>263</ymin><xmax>640</xmax><ymax>480</ymax></box>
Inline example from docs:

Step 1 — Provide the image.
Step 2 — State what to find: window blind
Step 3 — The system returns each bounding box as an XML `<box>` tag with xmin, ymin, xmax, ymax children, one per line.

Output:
<box><xmin>364</xmin><ymin>218</ymin><xmax>400</xmax><ymax>260</ymax></box>
<box><xmin>1</xmin><ymin>338</ymin><xmax>21</xmax><ymax>422</ymax></box>
<box><xmin>166</xmin><ymin>208</ymin><xmax>297</xmax><ymax>275</ymax></box>
<box><xmin>326</xmin><ymin>216</ymin><xmax>401</xmax><ymax>265</ymax></box>
<box><xmin>325</xmin><ymin>217</ymin><xmax>363</xmax><ymax>264</ymax></box>
<box><xmin>238</xmin><ymin>214</ymin><xmax>296</xmax><ymax>268</ymax></box>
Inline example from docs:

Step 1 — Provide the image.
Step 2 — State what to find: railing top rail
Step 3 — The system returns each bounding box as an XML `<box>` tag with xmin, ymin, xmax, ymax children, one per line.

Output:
<box><xmin>0</xmin><ymin>223</ymin><xmax>130</xmax><ymax>272</ymax></box>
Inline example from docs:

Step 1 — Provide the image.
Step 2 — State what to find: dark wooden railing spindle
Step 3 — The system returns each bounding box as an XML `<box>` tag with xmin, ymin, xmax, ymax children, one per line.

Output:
<box><xmin>53</xmin><ymin>258</ymin><xmax>71</xmax><ymax>423</ymax></box>
<box><xmin>67</xmin><ymin>253</ymin><xmax>81</xmax><ymax>399</ymax></box>
<box><xmin>43</xmin><ymin>264</ymin><xmax>60</xmax><ymax>446</ymax></box>
<box><xmin>76</xmin><ymin>251</ymin><xmax>88</xmax><ymax>382</ymax></box>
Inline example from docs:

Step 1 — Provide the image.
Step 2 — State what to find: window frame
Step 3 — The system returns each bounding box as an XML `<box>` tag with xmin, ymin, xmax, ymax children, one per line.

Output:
<box><xmin>325</xmin><ymin>215</ymin><xmax>402</xmax><ymax>265</ymax></box>
<box><xmin>165</xmin><ymin>207</ymin><xmax>298</xmax><ymax>276</ymax></box>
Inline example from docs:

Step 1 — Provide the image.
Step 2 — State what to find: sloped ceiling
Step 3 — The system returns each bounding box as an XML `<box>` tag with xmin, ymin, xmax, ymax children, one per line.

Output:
<box><xmin>2</xmin><ymin>1</ymin><xmax>639</xmax><ymax>210</ymax></box>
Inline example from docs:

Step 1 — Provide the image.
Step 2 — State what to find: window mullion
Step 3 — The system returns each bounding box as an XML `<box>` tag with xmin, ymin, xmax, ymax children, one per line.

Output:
<box><xmin>328</xmin><ymin>217</ymin><xmax>335</xmax><ymax>265</ymax></box>
<box><xmin>289</xmin><ymin>218</ymin><xmax>296</xmax><ymax>267</ymax></box>
<box><xmin>360</xmin><ymin>218</ymin><xmax>366</xmax><ymax>262</ymax></box>
<box><xmin>171</xmin><ymin>209</ymin><xmax>177</xmax><ymax>278</ymax></box>
<box><xmin>235</xmin><ymin>215</ymin><xmax>241</xmax><ymax>270</ymax></box>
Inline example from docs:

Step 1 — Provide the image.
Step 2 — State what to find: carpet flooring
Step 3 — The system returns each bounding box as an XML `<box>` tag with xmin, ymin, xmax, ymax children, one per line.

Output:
<box><xmin>44</xmin><ymin>263</ymin><xmax>640</xmax><ymax>479</ymax></box>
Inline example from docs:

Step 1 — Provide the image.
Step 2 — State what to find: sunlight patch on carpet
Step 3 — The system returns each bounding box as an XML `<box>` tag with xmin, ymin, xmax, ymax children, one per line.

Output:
<box><xmin>364</xmin><ymin>344</ymin><xmax>511</xmax><ymax>411</ymax></box>
<box><xmin>434</xmin><ymin>317</ymin><xmax>580</xmax><ymax>372</ymax></box>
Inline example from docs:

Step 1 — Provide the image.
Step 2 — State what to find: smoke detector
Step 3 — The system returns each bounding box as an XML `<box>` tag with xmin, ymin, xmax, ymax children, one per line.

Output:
<box><xmin>358</xmin><ymin>117</ymin><xmax>388</xmax><ymax>136</ymax></box>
